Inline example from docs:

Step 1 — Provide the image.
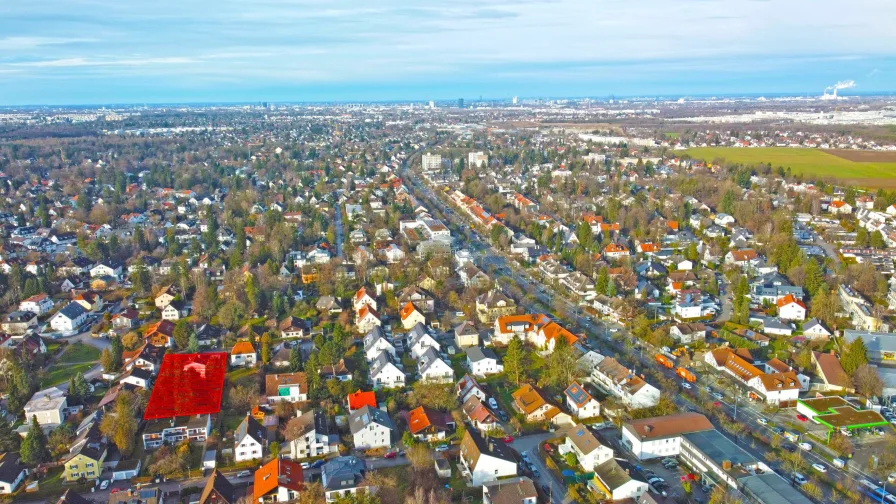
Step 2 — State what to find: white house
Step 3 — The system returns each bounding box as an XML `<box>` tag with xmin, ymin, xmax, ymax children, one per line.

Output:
<box><xmin>265</xmin><ymin>373</ymin><xmax>308</xmax><ymax>403</ymax></box>
<box><xmin>399</xmin><ymin>302</ymin><xmax>427</xmax><ymax>330</ymax></box>
<box><xmin>23</xmin><ymin>386</ymin><xmax>67</xmax><ymax>427</ymax></box>
<box><xmin>776</xmin><ymin>295</ymin><xmax>806</xmax><ymax>321</ymax></box>
<box><xmin>591</xmin><ymin>459</ymin><xmax>648</xmax><ymax>501</ymax></box>
<box><xmin>49</xmin><ymin>303</ymin><xmax>88</xmax><ymax>333</ymax></box>
<box><xmin>747</xmin><ymin>372</ymin><xmax>801</xmax><ymax>405</ymax></box>
<box><xmin>407</xmin><ymin>323</ymin><xmax>440</xmax><ymax>359</ymax></box>
<box><xmin>234</xmin><ymin>414</ymin><xmax>266</xmax><ymax>462</ymax></box>
<box><xmin>355</xmin><ymin>306</ymin><xmax>381</xmax><ymax>334</ymax></box>
<box><xmin>558</xmin><ymin>424</ymin><xmax>612</xmax><ymax>472</ymax></box>
<box><xmin>353</xmin><ymin>287</ymin><xmax>378</xmax><ymax>312</ymax></box>
<box><xmin>587</xmin><ymin>357</ymin><xmax>660</xmax><ymax>409</ymax></box>
<box><xmin>802</xmin><ymin>318</ymin><xmax>832</xmax><ymax>339</ymax></box>
<box><xmin>418</xmin><ymin>347</ymin><xmax>454</xmax><ymax>383</ymax></box>
<box><xmin>363</xmin><ymin>327</ymin><xmax>396</xmax><ymax>362</ymax></box>
<box><xmin>18</xmin><ymin>293</ymin><xmax>54</xmax><ymax>316</ymax></box>
<box><xmin>90</xmin><ymin>261</ymin><xmax>122</xmax><ymax>279</ymax></box>
<box><xmin>482</xmin><ymin>478</ymin><xmax>537</xmax><ymax>504</ymax></box>
<box><xmin>459</xmin><ymin>430</ymin><xmax>517</xmax><ymax>486</ymax></box>
<box><xmin>0</xmin><ymin>455</ymin><xmax>27</xmax><ymax>495</ymax></box>
<box><xmin>466</xmin><ymin>347</ymin><xmax>503</xmax><ymax>377</ymax></box>
<box><xmin>161</xmin><ymin>301</ymin><xmax>187</xmax><ymax>321</ymax></box>
<box><xmin>564</xmin><ymin>382</ymin><xmax>600</xmax><ymax>419</ymax></box>
<box><xmin>369</xmin><ymin>352</ymin><xmax>406</xmax><ymax>389</ymax></box>
<box><xmin>348</xmin><ymin>406</ymin><xmax>394</xmax><ymax>450</ymax></box>
<box><xmin>290</xmin><ymin>409</ymin><xmax>339</xmax><ymax>460</ymax></box>
<box><xmin>621</xmin><ymin>412</ymin><xmax>714</xmax><ymax>460</ymax></box>
<box><xmin>230</xmin><ymin>341</ymin><xmax>257</xmax><ymax>367</ymax></box>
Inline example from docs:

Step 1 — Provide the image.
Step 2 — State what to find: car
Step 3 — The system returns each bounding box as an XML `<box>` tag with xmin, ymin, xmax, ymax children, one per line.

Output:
<box><xmin>772</xmin><ymin>427</ymin><xmax>785</xmax><ymax>435</ymax></box>
<box><xmin>384</xmin><ymin>451</ymin><xmax>397</xmax><ymax>459</ymax></box>
<box><xmin>812</xmin><ymin>463</ymin><xmax>827</xmax><ymax>473</ymax></box>
<box><xmin>757</xmin><ymin>418</ymin><xmax>768</xmax><ymax>426</ymax></box>
<box><xmin>798</xmin><ymin>442</ymin><xmax>812</xmax><ymax>451</ymax></box>
<box><xmin>503</xmin><ymin>436</ymin><xmax>514</xmax><ymax>443</ymax></box>
<box><xmin>796</xmin><ymin>414</ymin><xmax>808</xmax><ymax>422</ymax></box>
<box><xmin>521</xmin><ymin>452</ymin><xmax>531</xmax><ymax>462</ymax></box>
<box><xmin>311</xmin><ymin>459</ymin><xmax>326</xmax><ymax>468</ymax></box>
<box><xmin>661</xmin><ymin>457</ymin><xmax>677</xmax><ymax>464</ymax></box>
<box><xmin>110</xmin><ymin>489</ymin><xmax>121</xmax><ymax>495</ymax></box>
<box><xmin>713</xmin><ymin>401</ymin><xmax>721</xmax><ymax>407</ymax></box>
<box><xmin>488</xmin><ymin>398</ymin><xmax>499</xmax><ymax>410</ymax></box>
<box><xmin>99</xmin><ymin>480</ymin><xmax>109</xmax><ymax>490</ymax></box>
<box><xmin>712</xmin><ymin>392</ymin><xmax>724</xmax><ymax>400</ymax></box>
<box><xmin>435</xmin><ymin>444</ymin><xmax>450</xmax><ymax>452</ymax></box>
<box><xmin>704</xmin><ymin>385</ymin><xmax>712</xmax><ymax>392</ymax></box>
<box><xmin>782</xmin><ymin>444</ymin><xmax>797</xmax><ymax>453</ymax></box>
<box><xmin>541</xmin><ymin>484</ymin><xmax>551</xmax><ymax>494</ymax></box>
<box><xmin>301</xmin><ymin>462</ymin><xmax>311</xmax><ymax>469</ymax></box>
<box><xmin>681</xmin><ymin>382</ymin><xmax>692</xmax><ymax>389</ymax></box>
<box><xmin>236</xmin><ymin>470</ymin><xmax>251</xmax><ymax>478</ymax></box>
<box><xmin>792</xmin><ymin>473</ymin><xmax>808</xmax><ymax>485</ymax></box>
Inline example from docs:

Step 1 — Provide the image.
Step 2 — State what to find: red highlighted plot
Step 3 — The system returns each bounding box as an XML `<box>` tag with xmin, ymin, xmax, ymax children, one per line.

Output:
<box><xmin>143</xmin><ymin>352</ymin><xmax>227</xmax><ymax>420</ymax></box>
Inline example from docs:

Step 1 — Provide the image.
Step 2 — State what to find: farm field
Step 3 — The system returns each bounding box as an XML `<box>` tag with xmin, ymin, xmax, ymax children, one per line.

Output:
<box><xmin>684</xmin><ymin>147</ymin><xmax>896</xmax><ymax>189</ymax></box>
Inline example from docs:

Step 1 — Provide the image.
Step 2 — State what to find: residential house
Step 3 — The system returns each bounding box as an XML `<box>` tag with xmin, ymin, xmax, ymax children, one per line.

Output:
<box><xmin>462</xmin><ymin>396</ymin><xmax>499</xmax><ymax>432</ymax></box>
<box><xmin>399</xmin><ymin>302</ymin><xmax>427</xmax><ymax>329</ymax></box>
<box><xmin>1</xmin><ymin>311</ymin><xmax>37</xmax><ymax>335</ymax></box>
<box><xmin>73</xmin><ymin>291</ymin><xmax>103</xmax><ymax>312</ymax></box>
<box><xmin>803</xmin><ymin>318</ymin><xmax>832</xmax><ymax>339</ymax></box>
<box><xmin>510</xmin><ymin>384</ymin><xmax>553</xmax><ymax>422</ymax></box>
<box><xmin>621</xmin><ymin>412</ymin><xmax>714</xmax><ymax>460</ymax></box>
<box><xmin>24</xmin><ymin>386</ymin><xmax>67</xmax><ymax>427</ymax></box>
<box><xmin>322</xmin><ymin>456</ymin><xmax>368</xmax><ymax>503</ymax></box>
<box><xmin>145</xmin><ymin>320</ymin><xmax>176</xmax><ymax>347</ymax></box>
<box><xmin>590</xmin><ymin>458</ymin><xmax>648</xmax><ymax>501</ymax></box>
<box><xmin>0</xmin><ymin>454</ymin><xmax>27</xmax><ymax>495</ymax></box>
<box><xmin>398</xmin><ymin>286</ymin><xmax>435</xmax><ymax>313</ymax></box>
<box><xmin>142</xmin><ymin>415</ymin><xmax>212</xmax><ymax>449</ymax></box>
<box><xmin>369</xmin><ymin>352</ymin><xmax>406</xmax><ymax>389</ymax></box>
<box><xmin>234</xmin><ymin>414</ymin><xmax>266</xmax><ymax>463</ymax></box>
<box><xmin>812</xmin><ymin>351</ymin><xmax>852</xmax><ymax>392</ymax></box>
<box><xmin>63</xmin><ymin>420</ymin><xmax>107</xmax><ymax>482</ymax></box>
<box><xmin>349</xmin><ymin>406</ymin><xmax>395</xmax><ymax>450</ymax></box>
<box><xmin>49</xmin><ymin>303</ymin><xmax>88</xmax><ymax>332</ymax></box>
<box><xmin>253</xmin><ymin>458</ymin><xmax>303</xmax><ymax>503</ymax></box>
<box><xmin>408</xmin><ymin>406</ymin><xmax>453</xmax><ymax>441</ymax></box>
<box><xmin>161</xmin><ymin>300</ymin><xmax>188</xmax><ymax>321</ymax></box>
<box><xmin>18</xmin><ymin>293</ymin><xmax>54</xmax><ymax>316</ymax></box>
<box><xmin>230</xmin><ymin>341</ymin><xmax>257</xmax><ymax>367</ymax></box>
<box><xmin>459</xmin><ymin>430</ymin><xmax>518</xmax><ymax>486</ymax></box>
<box><xmin>454</xmin><ymin>321</ymin><xmax>480</xmax><ymax>348</ymax></box>
<box><xmin>456</xmin><ymin>374</ymin><xmax>489</xmax><ymax>404</ymax></box>
<box><xmin>279</xmin><ymin>317</ymin><xmax>306</xmax><ymax>339</ymax></box>
<box><xmin>476</xmin><ymin>290</ymin><xmax>517</xmax><ymax>324</ymax></box>
<box><xmin>418</xmin><ymin>347</ymin><xmax>454</xmax><ymax>383</ymax></box>
<box><xmin>588</xmin><ymin>357</ymin><xmax>661</xmax><ymax>409</ymax></box>
<box><xmin>355</xmin><ymin>305</ymin><xmax>382</xmax><ymax>334</ymax></box>
<box><xmin>353</xmin><ymin>287</ymin><xmax>378</xmax><ymax>313</ymax></box>
<box><xmin>669</xmin><ymin>323</ymin><xmax>706</xmax><ymax>345</ymax></box>
<box><xmin>290</xmin><ymin>409</ymin><xmax>339</xmax><ymax>459</ymax></box>
<box><xmin>466</xmin><ymin>347</ymin><xmax>503</xmax><ymax>377</ymax></box>
<box><xmin>265</xmin><ymin>373</ymin><xmax>308</xmax><ymax>403</ymax></box>
<box><xmin>199</xmin><ymin>470</ymin><xmax>235</xmax><ymax>504</ymax></box>
<box><xmin>363</xmin><ymin>327</ymin><xmax>397</xmax><ymax>361</ymax></box>
<box><xmin>776</xmin><ymin>294</ymin><xmax>806</xmax><ymax>321</ymax></box>
<box><xmin>558</xmin><ymin>423</ymin><xmax>612</xmax><ymax>472</ymax></box>
<box><xmin>90</xmin><ymin>261</ymin><xmax>122</xmax><ymax>279</ymax></box>
<box><xmin>407</xmin><ymin>323</ymin><xmax>440</xmax><ymax>359</ymax></box>
<box><xmin>347</xmin><ymin>390</ymin><xmax>378</xmax><ymax>412</ymax></box>
<box><xmin>482</xmin><ymin>477</ymin><xmax>537</xmax><ymax>504</ymax></box>
<box><xmin>564</xmin><ymin>382</ymin><xmax>600</xmax><ymax>419</ymax></box>
<box><xmin>111</xmin><ymin>309</ymin><xmax>140</xmax><ymax>330</ymax></box>
<box><xmin>154</xmin><ymin>285</ymin><xmax>179</xmax><ymax>309</ymax></box>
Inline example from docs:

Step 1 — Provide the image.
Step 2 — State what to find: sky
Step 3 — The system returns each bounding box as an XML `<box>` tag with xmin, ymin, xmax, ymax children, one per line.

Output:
<box><xmin>1</xmin><ymin>0</ymin><xmax>894</xmax><ymax>105</ymax></box>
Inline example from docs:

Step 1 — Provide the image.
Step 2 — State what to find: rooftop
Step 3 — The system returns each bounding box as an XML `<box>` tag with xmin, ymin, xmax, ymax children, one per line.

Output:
<box><xmin>143</xmin><ymin>352</ymin><xmax>227</xmax><ymax>420</ymax></box>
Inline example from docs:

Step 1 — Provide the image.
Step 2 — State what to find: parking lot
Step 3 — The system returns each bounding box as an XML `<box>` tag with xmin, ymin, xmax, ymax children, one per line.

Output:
<box><xmin>636</xmin><ymin>456</ymin><xmax>711</xmax><ymax>504</ymax></box>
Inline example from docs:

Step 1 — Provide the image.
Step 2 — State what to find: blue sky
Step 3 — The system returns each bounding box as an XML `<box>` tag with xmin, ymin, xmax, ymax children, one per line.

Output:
<box><xmin>0</xmin><ymin>0</ymin><xmax>894</xmax><ymax>105</ymax></box>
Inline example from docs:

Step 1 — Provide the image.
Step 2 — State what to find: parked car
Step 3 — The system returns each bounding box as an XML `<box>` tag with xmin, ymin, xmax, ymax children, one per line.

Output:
<box><xmin>488</xmin><ymin>398</ymin><xmax>499</xmax><ymax>410</ymax></box>
<box><xmin>311</xmin><ymin>459</ymin><xmax>326</xmax><ymax>468</ymax></box>
<box><xmin>681</xmin><ymin>382</ymin><xmax>692</xmax><ymax>390</ymax></box>
<box><xmin>435</xmin><ymin>444</ymin><xmax>450</xmax><ymax>452</ymax></box>
<box><xmin>384</xmin><ymin>451</ymin><xmax>397</xmax><ymax>459</ymax></box>
<box><xmin>771</xmin><ymin>427</ymin><xmax>784</xmax><ymax>435</ymax></box>
<box><xmin>782</xmin><ymin>444</ymin><xmax>797</xmax><ymax>453</ymax></box>
<box><xmin>99</xmin><ymin>480</ymin><xmax>109</xmax><ymax>490</ymax></box>
<box><xmin>796</xmin><ymin>414</ymin><xmax>808</xmax><ymax>422</ymax></box>
<box><xmin>503</xmin><ymin>436</ymin><xmax>514</xmax><ymax>443</ymax></box>
<box><xmin>237</xmin><ymin>470</ymin><xmax>251</xmax><ymax>478</ymax></box>
<box><xmin>712</xmin><ymin>401</ymin><xmax>721</xmax><ymax>407</ymax></box>
<box><xmin>300</xmin><ymin>462</ymin><xmax>310</xmax><ymax>469</ymax></box>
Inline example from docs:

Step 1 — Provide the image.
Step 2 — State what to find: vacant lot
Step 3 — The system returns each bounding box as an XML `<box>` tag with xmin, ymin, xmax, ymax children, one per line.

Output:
<box><xmin>58</xmin><ymin>342</ymin><xmax>101</xmax><ymax>363</ymax></box>
<box><xmin>685</xmin><ymin>147</ymin><xmax>896</xmax><ymax>188</ymax></box>
<box><xmin>824</xmin><ymin>149</ymin><xmax>896</xmax><ymax>163</ymax></box>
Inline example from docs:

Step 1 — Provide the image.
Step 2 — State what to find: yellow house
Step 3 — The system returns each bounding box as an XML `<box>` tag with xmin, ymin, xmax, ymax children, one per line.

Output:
<box><xmin>64</xmin><ymin>425</ymin><xmax>107</xmax><ymax>482</ymax></box>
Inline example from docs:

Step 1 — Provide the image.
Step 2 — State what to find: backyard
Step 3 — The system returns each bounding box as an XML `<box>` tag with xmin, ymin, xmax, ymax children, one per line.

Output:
<box><xmin>39</xmin><ymin>342</ymin><xmax>101</xmax><ymax>388</ymax></box>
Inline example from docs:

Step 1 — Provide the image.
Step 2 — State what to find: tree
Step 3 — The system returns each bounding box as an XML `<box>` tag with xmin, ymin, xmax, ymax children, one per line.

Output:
<box><xmin>100</xmin><ymin>391</ymin><xmax>138</xmax><ymax>456</ymax></box>
<box><xmin>68</xmin><ymin>372</ymin><xmax>90</xmax><ymax>405</ymax></box>
<box><xmin>261</xmin><ymin>334</ymin><xmax>272</xmax><ymax>365</ymax></box>
<box><xmin>810</xmin><ymin>288</ymin><xmax>838</xmax><ymax>328</ymax></box>
<box><xmin>297</xmin><ymin>482</ymin><xmax>326</xmax><ymax>504</ymax></box>
<box><xmin>542</xmin><ymin>337</ymin><xmax>581</xmax><ymax>388</ymax></box>
<box><xmin>173</xmin><ymin>320</ymin><xmax>192</xmax><ymax>349</ymax></box>
<box><xmin>504</xmin><ymin>336</ymin><xmax>528</xmax><ymax>385</ymax></box>
<box><xmin>853</xmin><ymin>364</ymin><xmax>883</xmax><ymax>398</ymax></box>
<box><xmin>842</xmin><ymin>338</ymin><xmax>869</xmax><ymax>376</ymax></box>
<box><xmin>289</xmin><ymin>345</ymin><xmax>303</xmax><ymax>372</ymax></box>
<box><xmin>188</xmin><ymin>332</ymin><xmax>199</xmax><ymax>353</ymax></box>
<box><xmin>122</xmin><ymin>331</ymin><xmax>141</xmax><ymax>350</ymax></box>
<box><xmin>20</xmin><ymin>415</ymin><xmax>50</xmax><ymax>465</ymax></box>
<box><xmin>871</xmin><ymin>230</ymin><xmax>886</xmax><ymax>249</ymax></box>
<box><xmin>595</xmin><ymin>267</ymin><xmax>609</xmax><ymax>294</ymax></box>
<box><xmin>802</xmin><ymin>259</ymin><xmax>823</xmax><ymax>297</ymax></box>
<box><xmin>0</xmin><ymin>419</ymin><xmax>21</xmax><ymax>453</ymax></box>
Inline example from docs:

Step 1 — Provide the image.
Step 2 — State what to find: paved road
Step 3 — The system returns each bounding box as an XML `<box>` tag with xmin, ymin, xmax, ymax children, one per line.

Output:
<box><xmin>510</xmin><ymin>433</ymin><xmax>571</xmax><ymax>504</ymax></box>
<box><xmin>334</xmin><ymin>203</ymin><xmax>345</xmax><ymax>258</ymax></box>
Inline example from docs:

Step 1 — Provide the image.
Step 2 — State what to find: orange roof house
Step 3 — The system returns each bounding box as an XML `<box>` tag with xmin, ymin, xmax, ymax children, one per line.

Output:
<box><xmin>408</xmin><ymin>406</ymin><xmax>452</xmax><ymax>440</ymax></box>
<box><xmin>254</xmin><ymin>458</ymin><xmax>303</xmax><ymax>502</ymax></box>
<box><xmin>348</xmin><ymin>390</ymin><xmax>377</xmax><ymax>411</ymax></box>
<box><xmin>231</xmin><ymin>341</ymin><xmax>256</xmax><ymax>356</ymax></box>
<box><xmin>776</xmin><ymin>294</ymin><xmax>806</xmax><ymax>310</ymax></box>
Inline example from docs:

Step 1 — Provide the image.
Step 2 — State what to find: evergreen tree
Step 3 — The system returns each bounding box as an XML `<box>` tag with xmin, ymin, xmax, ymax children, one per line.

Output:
<box><xmin>21</xmin><ymin>416</ymin><xmax>50</xmax><ymax>465</ymax></box>
<box><xmin>802</xmin><ymin>259</ymin><xmax>823</xmax><ymax>297</ymax></box>
<box><xmin>504</xmin><ymin>336</ymin><xmax>528</xmax><ymax>385</ymax></box>
<box><xmin>0</xmin><ymin>418</ymin><xmax>21</xmax><ymax>453</ymax></box>
<box><xmin>188</xmin><ymin>332</ymin><xmax>199</xmax><ymax>353</ymax></box>
<box><xmin>289</xmin><ymin>345</ymin><xmax>303</xmax><ymax>372</ymax></box>
<box><xmin>261</xmin><ymin>334</ymin><xmax>272</xmax><ymax>365</ymax></box>
<box><xmin>842</xmin><ymin>338</ymin><xmax>869</xmax><ymax>376</ymax></box>
<box><xmin>100</xmin><ymin>391</ymin><xmax>138</xmax><ymax>456</ymax></box>
<box><xmin>595</xmin><ymin>267</ymin><xmax>609</xmax><ymax>294</ymax></box>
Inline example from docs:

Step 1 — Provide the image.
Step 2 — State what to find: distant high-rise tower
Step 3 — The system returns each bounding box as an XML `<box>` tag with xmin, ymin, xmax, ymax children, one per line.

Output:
<box><xmin>512</xmin><ymin>96</ymin><xmax>518</xmax><ymax>105</ymax></box>
<box><xmin>457</xmin><ymin>98</ymin><xmax>464</xmax><ymax>109</ymax></box>
<box><xmin>429</xmin><ymin>100</ymin><xmax>435</xmax><ymax>109</ymax></box>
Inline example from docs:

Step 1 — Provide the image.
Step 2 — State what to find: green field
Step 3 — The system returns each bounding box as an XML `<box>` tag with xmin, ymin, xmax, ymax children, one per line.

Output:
<box><xmin>40</xmin><ymin>362</ymin><xmax>95</xmax><ymax>388</ymax></box>
<box><xmin>58</xmin><ymin>342</ymin><xmax>101</xmax><ymax>363</ymax></box>
<box><xmin>685</xmin><ymin>147</ymin><xmax>896</xmax><ymax>188</ymax></box>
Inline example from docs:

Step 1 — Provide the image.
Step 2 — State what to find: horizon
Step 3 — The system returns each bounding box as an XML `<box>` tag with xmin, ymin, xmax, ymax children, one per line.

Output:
<box><xmin>2</xmin><ymin>0</ymin><xmax>895</xmax><ymax>106</ymax></box>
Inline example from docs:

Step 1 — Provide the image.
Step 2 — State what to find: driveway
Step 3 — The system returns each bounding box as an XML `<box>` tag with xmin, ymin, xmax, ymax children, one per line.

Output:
<box><xmin>510</xmin><ymin>433</ymin><xmax>571</xmax><ymax>504</ymax></box>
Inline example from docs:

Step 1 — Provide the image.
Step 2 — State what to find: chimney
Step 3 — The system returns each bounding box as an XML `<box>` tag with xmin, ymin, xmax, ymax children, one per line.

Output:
<box><xmin>645</xmin><ymin>425</ymin><xmax>653</xmax><ymax>433</ymax></box>
<box><xmin>722</xmin><ymin>460</ymin><xmax>732</xmax><ymax>470</ymax></box>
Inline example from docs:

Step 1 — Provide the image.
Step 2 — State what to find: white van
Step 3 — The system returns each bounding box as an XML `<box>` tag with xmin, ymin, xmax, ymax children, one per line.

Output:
<box><xmin>833</xmin><ymin>458</ymin><xmax>846</xmax><ymax>469</ymax></box>
<box><xmin>792</xmin><ymin>473</ymin><xmax>807</xmax><ymax>486</ymax></box>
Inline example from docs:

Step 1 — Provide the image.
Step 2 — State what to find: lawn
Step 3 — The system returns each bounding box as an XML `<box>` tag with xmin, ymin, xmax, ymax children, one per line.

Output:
<box><xmin>684</xmin><ymin>147</ymin><xmax>896</xmax><ymax>188</ymax></box>
<box><xmin>58</xmin><ymin>342</ymin><xmax>101</xmax><ymax>364</ymax></box>
<box><xmin>40</xmin><ymin>362</ymin><xmax>95</xmax><ymax>388</ymax></box>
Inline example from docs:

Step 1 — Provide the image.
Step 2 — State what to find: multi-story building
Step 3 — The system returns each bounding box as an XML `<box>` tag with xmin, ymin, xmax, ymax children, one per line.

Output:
<box><xmin>421</xmin><ymin>153</ymin><xmax>442</xmax><ymax>171</ymax></box>
<box><xmin>290</xmin><ymin>409</ymin><xmax>339</xmax><ymax>459</ymax></box>
<box><xmin>142</xmin><ymin>415</ymin><xmax>212</xmax><ymax>449</ymax></box>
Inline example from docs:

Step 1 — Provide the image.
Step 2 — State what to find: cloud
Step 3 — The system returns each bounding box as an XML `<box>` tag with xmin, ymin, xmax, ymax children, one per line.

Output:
<box><xmin>868</xmin><ymin>68</ymin><xmax>881</xmax><ymax>77</ymax></box>
<box><xmin>9</xmin><ymin>56</ymin><xmax>197</xmax><ymax>68</ymax></box>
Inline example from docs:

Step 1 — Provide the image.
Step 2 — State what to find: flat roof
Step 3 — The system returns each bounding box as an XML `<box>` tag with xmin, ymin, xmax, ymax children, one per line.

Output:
<box><xmin>798</xmin><ymin>397</ymin><xmax>888</xmax><ymax>429</ymax></box>
<box><xmin>740</xmin><ymin>473</ymin><xmax>814</xmax><ymax>504</ymax></box>
<box><xmin>144</xmin><ymin>352</ymin><xmax>227</xmax><ymax>420</ymax></box>
<box><xmin>683</xmin><ymin>430</ymin><xmax>757</xmax><ymax>467</ymax></box>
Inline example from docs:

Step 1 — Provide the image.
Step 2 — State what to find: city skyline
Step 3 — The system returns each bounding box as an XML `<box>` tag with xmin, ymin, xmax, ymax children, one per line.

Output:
<box><xmin>1</xmin><ymin>0</ymin><xmax>895</xmax><ymax>104</ymax></box>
